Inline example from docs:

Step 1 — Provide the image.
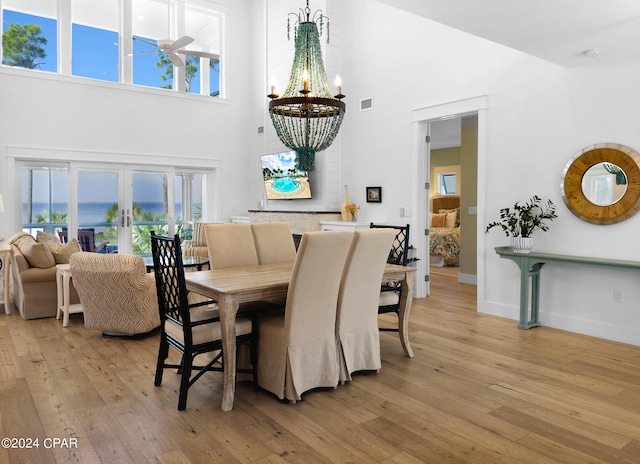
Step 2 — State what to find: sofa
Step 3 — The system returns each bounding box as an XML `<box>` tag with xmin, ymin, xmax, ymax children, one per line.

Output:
<box><xmin>9</xmin><ymin>232</ymin><xmax>82</xmax><ymax>320</ymax></box>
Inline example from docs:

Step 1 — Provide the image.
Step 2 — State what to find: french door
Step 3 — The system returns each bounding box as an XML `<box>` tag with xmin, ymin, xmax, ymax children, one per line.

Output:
<box><xmin>71</xmin><ymin>163</ymin><xmax>174</xmax><ymax>255</ymax></box>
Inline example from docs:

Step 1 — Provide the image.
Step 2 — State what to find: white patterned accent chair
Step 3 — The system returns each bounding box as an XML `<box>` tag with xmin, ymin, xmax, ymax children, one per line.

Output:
<box><xmin>69</xmin><ymin>253</ymin><xmax>160</xmax><ymax>336</ymax></box>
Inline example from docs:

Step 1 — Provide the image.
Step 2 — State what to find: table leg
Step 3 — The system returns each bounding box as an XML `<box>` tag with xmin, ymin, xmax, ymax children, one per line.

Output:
<box><xmin>517</xmin><ymin>262</ymin><xmax>543</xmax><ymax>329</ymax></box>
<box><xmin>218</xmin><ymin>293</ymin><xmax>240</xmax><ymax>412</ymax></box>
<box><xmin>398</xmin><ymin>271</ymin><xmax>415</xmax><ymax>358</ymax></box>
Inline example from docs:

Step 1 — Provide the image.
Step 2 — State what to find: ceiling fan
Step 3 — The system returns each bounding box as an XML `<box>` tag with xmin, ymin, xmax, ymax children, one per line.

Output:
<box><xmin>132</xmin><ymin>35</ymin><xmax>220</xmax><ymax>67</ymax></box>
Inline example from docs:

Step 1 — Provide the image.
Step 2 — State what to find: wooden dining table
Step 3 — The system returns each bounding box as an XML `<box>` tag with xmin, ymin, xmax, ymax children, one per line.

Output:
<box><xmin>184</xmin><ymin>262</ymin><xmax>416</xmax><ymax>412</ymax></box>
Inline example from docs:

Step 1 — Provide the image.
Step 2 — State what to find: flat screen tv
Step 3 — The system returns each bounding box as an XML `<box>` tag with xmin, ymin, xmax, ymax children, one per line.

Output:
<box><xmin>261</xmin><ymin>151</ymin><xmax>312</xmax><ymax>200</ymax></box>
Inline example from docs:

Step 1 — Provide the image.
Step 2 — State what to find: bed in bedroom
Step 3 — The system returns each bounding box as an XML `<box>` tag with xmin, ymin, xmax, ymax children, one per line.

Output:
<box><xmin>430</xmin><ymin>195</ymin><xmax>461</xmax><ymax>267</ymax></box>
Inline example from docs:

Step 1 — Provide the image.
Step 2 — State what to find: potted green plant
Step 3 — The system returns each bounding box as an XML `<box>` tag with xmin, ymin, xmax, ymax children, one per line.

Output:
<box><xmin>485</xmin><ymin>195</ymin><xmax>557</xmax><ymax>253</ymax></box>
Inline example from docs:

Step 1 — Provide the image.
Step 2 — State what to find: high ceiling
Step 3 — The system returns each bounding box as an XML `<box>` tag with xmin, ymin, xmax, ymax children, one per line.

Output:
<box><xmin>375</xmin><ymin>0</ymin><xmax>640</xmax><ymax>67</ymax></box>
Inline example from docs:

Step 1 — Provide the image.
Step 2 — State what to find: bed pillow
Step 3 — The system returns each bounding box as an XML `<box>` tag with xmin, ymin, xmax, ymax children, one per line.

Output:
<box><xmin>445</xmin><ymin>211</ymin><xmax>457</xmax><ymax>228</ymax></box>
<box><xmin>430</xmin><ymin>213</ymin><xmax>446</xmax><ymax>228</ymax></box>
<box><xmin>439</xmin><ymin>207</ymin><xmax>461</xmax><ymax>227</ymax></box>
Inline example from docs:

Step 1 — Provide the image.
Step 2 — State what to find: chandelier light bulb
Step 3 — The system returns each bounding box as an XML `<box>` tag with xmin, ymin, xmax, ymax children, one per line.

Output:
<box><xmin>335</xmin><ymin>75</ymin><xmax>342</xmax><ymax>94</ymax></box>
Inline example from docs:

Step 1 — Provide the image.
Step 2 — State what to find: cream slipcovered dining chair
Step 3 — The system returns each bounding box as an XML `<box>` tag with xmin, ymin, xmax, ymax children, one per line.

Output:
<box><xmin>251</xmin><ymin>222</ymin><xmax>297</xmax><ymax>264</ymax></box>
<box><xmin>69</xmin><ymin>252</ymin><xmax>160</xmax><ymax>336</ymax></box>
<box><xmin>336</xmin><ymin>228</ymin><xmax>396</xmax><ymax>383</ymax></box>
<box><xmin>257</xmin><ymin>231</ymin><xmax>353</xmax><ymax>403</ymax></box>
<box><xmin>205</xmin><ymin>223</ymin><xmax>259</xmax><ymax>269</ymax></box>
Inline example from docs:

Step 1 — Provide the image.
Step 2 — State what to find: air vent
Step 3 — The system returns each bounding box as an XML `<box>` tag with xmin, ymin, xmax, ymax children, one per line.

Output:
<box><xmin>360</xmin><ymin>98</ymin><xmax>373</xmax><ymax>112</ymax></box>
<box><xmin>257</xmin><ymin>126</ymin><xmax>264</xmax><ymax>134</ymax></box>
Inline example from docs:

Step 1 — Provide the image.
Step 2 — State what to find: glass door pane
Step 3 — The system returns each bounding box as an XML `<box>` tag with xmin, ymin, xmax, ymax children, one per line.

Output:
<box><xmin>21</xmin><ymin>166</ymin><xmax>68</xmax><ymax>236</ymax></box>
<box><xmin>77</xmin><ymin>169</ymin><xmax>120</xmax><ymax>253</ymax></box>
<box><xmin>131</xmin><ymin>170</ymin><xmax>170</xmax><ymax>255</ymax></box>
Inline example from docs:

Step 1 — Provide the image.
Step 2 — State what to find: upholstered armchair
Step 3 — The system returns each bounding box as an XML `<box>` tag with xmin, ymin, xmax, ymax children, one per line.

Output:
<box><xmin>182</xmin><ymin>222</ymin><xmax>220</xmax><ymax>258</ymax></box>
<box><xmin>70</xmin><ymin>253</ymin><xmax>160</xmax><ymax>336</ymax></box>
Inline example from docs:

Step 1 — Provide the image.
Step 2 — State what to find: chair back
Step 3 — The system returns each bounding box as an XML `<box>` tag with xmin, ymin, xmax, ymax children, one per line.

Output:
<box><xmin>60</xmin><ymin>228</ymin><xmax>103</xmax><ymax>253</ymax></box>
<box><xmin>284</xmin><ymin>231</ymin><xmax>353</xmax><ymax>346</ymax></box>
<box><xmin>336</xmin><ymin>229</ymin><xmax>396</xmax><ymax>380</ymax></box>
<box><xmin>370</xmin><ymin>223</ymin><xmax>410</xmax><ymax>265</ymax></box>
<box><xmin>251</xmin><ymin>222</ymin><xmax>297</xmax><ymax>264</ymax></box>
<box><xmin>150</xmin><ymin>232</ymin><xmax>192</xmax><ymax>335</ymax></box>
<box><xmin>69</xmin><ymin>252</ymin><xmax>159</xmax><ymax>334</ymax></box>
<box><xmin>205</xmin><ymin>224</ymin><xmax>259</xmax><ymax>269</ymax></box>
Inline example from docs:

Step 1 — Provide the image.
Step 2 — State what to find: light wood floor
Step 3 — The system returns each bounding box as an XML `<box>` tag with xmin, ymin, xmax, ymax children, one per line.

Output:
<box><xmin>1</xmin><ymin>274</ymin><xmax>639</xmax><ymax>464</ymax></box>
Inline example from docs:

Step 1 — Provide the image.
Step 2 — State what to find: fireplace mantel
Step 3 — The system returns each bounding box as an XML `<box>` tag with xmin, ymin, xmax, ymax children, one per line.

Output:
<box><xmin>247</xmin><ymin>210</ymin><xmax>341</xmax><ymax>233</ymax></box>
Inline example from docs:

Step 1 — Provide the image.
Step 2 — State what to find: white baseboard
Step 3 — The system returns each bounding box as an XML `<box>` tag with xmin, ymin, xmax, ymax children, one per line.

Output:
<box><xmin>458</xmin><ymin>273</ymin><xmax>477</xmax><ymax>285</ymax></box>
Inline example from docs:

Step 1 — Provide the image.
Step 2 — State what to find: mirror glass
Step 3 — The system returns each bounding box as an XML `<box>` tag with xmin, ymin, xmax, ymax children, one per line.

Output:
<box><xmin>561</xmin><ymin>143</ymin><xmax>640</xmax><ymax>224</ymax></box>
<box><xmin>581</xmin><ymin>162</ymin><xmax>627</xmax><ymax>206</ymax></box>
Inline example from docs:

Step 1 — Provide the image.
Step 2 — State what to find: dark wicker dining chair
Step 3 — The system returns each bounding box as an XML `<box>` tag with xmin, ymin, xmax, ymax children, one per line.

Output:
<box><xmin>369</xmin><ymin>223</ymin><xmax>410</xmax><ymax>332</ymax></box>
<box><xmin>150</xmin><ymin>231</ymin><xmax>256</xmax><ymax>410</ymax></box>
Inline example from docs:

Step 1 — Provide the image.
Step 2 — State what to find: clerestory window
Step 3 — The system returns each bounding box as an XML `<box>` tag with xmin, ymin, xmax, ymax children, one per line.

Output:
<box><xmin>1</xmin><ymin>0</ymin><xmax>222</xmax><ymax>97</ymax></box>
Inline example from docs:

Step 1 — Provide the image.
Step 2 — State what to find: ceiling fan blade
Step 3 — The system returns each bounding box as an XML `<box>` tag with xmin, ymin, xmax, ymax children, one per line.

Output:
<box><xmin>169</xmin><ymin>35</ymin><xmax>194</xmax><ymax>50</ymax></box>
<box><xmin>167</xmin><ymin>52</ymin><xmax>185</xmax><ymax>67</ymax></box>
<box><xmin>132</xmin><ymin>36</ymin><xmax>159</xmax><ymax>48</ymax></box>
<box><xmin>176</xmin><ymin>49</ymin><xmax>220</xmax><ymax>60</ymax></box>
<box><xmin>128</xmin><ymin>51</ymin><xmax>156</xmax><ymax>56</ymax></box>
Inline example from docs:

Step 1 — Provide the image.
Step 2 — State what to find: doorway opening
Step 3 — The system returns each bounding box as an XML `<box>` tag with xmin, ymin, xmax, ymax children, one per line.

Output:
<box><xmin>410</xmin><ymin>96</ymin><xmax>486</xmax><ymax>298</ymax></box>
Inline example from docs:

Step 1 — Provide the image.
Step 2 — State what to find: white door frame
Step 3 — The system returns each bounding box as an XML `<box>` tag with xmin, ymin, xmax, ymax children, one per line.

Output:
<box><xmin>70</xmin><ymin>163</ymin><xmax>176</xmax><ymax>254</ymax></box>
<box><xmin>411</xmin><ymin>95</ymin><xmax>488</xmax><ymax>298</ymax></box>
<box><xmin>7</xmin><ymin>147</ymin><xmax>221</xmax><ymax>251</ymax></box>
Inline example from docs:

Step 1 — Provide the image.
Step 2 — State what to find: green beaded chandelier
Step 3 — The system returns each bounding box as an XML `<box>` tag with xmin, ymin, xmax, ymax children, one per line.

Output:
<box><xmin>268</xmin><ymin>1</ymin><xmax>346</xmax><ymax>171</ymax></box>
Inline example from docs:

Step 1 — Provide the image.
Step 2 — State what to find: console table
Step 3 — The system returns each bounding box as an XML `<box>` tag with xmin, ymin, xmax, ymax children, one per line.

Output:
<box><xmin>495</xmin><ymin>246</ymin><xmax>640</xmax><ymax>329</ymax></box>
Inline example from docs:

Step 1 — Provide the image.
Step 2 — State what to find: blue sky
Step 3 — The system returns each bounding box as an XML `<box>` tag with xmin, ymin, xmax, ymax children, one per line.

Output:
<box><xmin>3</xmin><ymin>9</ymin><xmax>217</xmax><ymax>92</ymax></box>
<box><xmin>261</xmin><ymin>151</ymin><xmax>299</xmax><ymax>173</ymax></box>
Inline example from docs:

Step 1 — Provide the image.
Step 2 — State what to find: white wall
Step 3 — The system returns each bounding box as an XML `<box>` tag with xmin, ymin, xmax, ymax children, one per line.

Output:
<box><xmin>253</xmin><ymin>0</ymin><xmax>344</xmax><ymax>213</ymax></box>
<box><xmin>339</xmin><ymin>0</ymin><xmax>640</xmax><ymax>346</ymax></box>
<box><xmin>0</xmin><ymin>0</ymin><xmax>255</xmax><ymax>231</ymax></box>
<box><xmin>3</xmin><ymin>0</ymin><xmax>640</xmax><ymax>346</ymax></box>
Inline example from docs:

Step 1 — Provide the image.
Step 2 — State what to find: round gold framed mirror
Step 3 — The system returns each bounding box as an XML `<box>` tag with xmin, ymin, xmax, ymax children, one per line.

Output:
<box><xmin>561</xmin><ymin>143</ymin><xmax>640</xmax><ymax>224</ymax></box>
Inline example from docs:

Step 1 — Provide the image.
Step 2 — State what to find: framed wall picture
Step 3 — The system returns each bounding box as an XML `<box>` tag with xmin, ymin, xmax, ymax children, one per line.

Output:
<box><xmin>366</xmin><ymin>186</ymin><xmax>382</xmax><ymax>203</ymax></box>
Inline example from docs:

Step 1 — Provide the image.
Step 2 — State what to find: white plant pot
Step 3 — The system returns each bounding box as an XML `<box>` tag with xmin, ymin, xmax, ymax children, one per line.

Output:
<box><xmin>511</xmin><ymin>237</ymin><xmax>533</xmax><ymax>253</ymax></box>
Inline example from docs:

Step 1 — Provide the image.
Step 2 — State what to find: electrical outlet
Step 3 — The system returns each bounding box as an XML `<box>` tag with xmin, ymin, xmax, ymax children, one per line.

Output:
<box><xmin>613</xmin><ymin>288</ymin><xmax>623</xmax><ymax>303</ymax></box>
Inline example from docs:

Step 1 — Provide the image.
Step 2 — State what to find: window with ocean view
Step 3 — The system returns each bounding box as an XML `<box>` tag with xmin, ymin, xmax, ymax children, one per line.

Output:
<box><xmin>21</xmin><ymin>163</ymin><xmax>206</xmax><ymax>255</ymax></box>
<box><xmin>22</xmin><ymin>167</ymin><xmax>68</xmax><ymax>234</ymax></box>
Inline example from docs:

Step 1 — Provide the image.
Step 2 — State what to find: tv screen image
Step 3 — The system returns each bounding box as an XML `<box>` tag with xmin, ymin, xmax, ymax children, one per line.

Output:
<box><xmin>261</xmin><ymin>151</ymin><xmax>311</xmax><ymax>200</ymax></box>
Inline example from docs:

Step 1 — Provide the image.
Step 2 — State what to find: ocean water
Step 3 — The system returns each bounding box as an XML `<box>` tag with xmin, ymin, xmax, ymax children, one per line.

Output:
<box><xmin>24</xmin><ymin>202</ymin><xmax>182</xmax><ymax>223</ymax></box>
